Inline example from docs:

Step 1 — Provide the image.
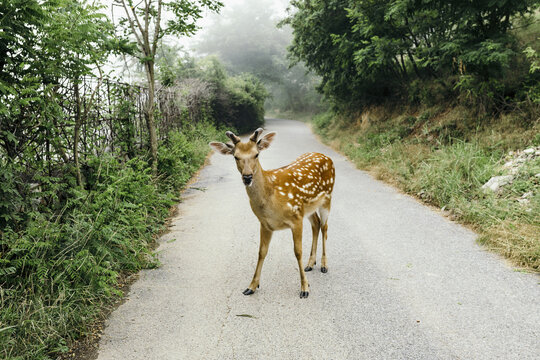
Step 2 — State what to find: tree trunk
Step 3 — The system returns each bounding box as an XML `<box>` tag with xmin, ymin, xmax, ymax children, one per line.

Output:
<box><xmin>145</xmin><ymin>60</ymin><xmax>158</xmax><ymax>175</ymax></box>
<box><xmin>74</xmin><ymin>81</ymin><xmax>83</xmax><ymax>187</ymax></box>
<box><xmin>399</xmin><ymin>53</ymin><xmax>408</xmax><ymax>79</ymax></box>
<box><xmin>407</xmin><ymin>49</ymin><xmax>421</xmax><ymax>78</ymax></box>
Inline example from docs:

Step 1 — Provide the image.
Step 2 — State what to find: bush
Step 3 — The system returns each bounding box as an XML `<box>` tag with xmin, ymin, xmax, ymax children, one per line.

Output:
<box><xmin>158</xmin><ymin>122</ymin><xmax>227</xmax><ymax>190</ymax></box>
<box><xmin>217</xmin><ymin>74</ymin><xmax>268</xmax><ymax>133</ymax></box>
<box><xmin>158</xmin><ymin>55</ymin><xmax>269</xmax><ymax>134</ymax></box>
<box><xmin>0</xmin><ymin>122</ymin><xmax>223</xmax><ymax>360</ymax></box>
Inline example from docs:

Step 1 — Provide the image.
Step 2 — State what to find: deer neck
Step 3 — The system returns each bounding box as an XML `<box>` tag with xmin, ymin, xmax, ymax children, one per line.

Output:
<box><xmin>245</xmin><ymin>161</ymin><xmax>272</xmax><ymax>204</ymax></box>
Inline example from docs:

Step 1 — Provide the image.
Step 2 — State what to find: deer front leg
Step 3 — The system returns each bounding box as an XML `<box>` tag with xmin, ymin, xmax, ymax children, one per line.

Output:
<box><xmin>243</xmin><ymin>224</ymin><xmax>273</xmax><ymax>295</ymax></box>
<box><xmin>292</xmin><ymin>221</ymin><xmax>309</xmax><ymax>298</ymax></box>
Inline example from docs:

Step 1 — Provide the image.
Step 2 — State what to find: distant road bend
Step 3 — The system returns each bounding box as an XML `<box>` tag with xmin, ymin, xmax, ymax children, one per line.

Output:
<box><xmin>97</xmin><ymin>118</ymin><xmax>540</xmax><ymax>360</ymax></box>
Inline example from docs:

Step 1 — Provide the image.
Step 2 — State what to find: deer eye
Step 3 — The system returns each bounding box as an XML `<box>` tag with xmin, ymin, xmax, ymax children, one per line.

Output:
<box><xmin>234</xmin><ymin>156</ymin><xmax>239</xmax><ymax>161</ymax></box>
<box><xmin>254</xmin><ymin>153</ymin><xmax>259</xmax><ymax>159</ymax></box>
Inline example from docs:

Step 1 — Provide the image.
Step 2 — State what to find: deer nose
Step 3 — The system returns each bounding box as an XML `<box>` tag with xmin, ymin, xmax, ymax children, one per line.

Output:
<box><xmin>242</xmin><ymin>174</ymin><xmax>253</xmax><ymax>186</ymax></box>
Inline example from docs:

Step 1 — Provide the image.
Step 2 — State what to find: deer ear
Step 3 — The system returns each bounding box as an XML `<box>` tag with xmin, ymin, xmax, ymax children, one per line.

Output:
<box><xmin>209</xmin><ymin>142</ymin><xmax>234</xmax><ymax>155</ymax></box>
<box><xmin>257</xmin><ymin>132</ymin><xmax>276</xmax><ymax>151</ymax></box>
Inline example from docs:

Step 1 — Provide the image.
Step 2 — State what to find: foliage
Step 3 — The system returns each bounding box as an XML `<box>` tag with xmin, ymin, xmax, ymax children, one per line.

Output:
<box><xmin>284</xmin><ymin>0</ymin><xmax>540</xmax><ymax>112</ymax></box>
<box><xmin>0</xmin><ymin>0</ymin><xmax>116</xmax><ymax>164</ymax></box>
<box><xmin>0</xmin><ymin>122</ymin><xmax>223</xmax><ymax>359</ymax></box>
<box><xmin>0</xmin><ymin>0</ymin><xmax>123</xmax><ymax>230</ymax></box>
<box><xmin>157</xmin><ymin>51</ymin><xmax>269</xmax><ymax>133</ymax></box>
<box><xmin>219</xmin><ymin>74</ymin><xmax>268</xmax><ymax>133</ymax></box>
<box><xmin>0</xmin><ymin>1</ymin><xmax>249</xmax><ymax>358</ymax></box>
<box><xmin>523</xmin><ymin>45</ymin><xmax>540</xmax><ymax>104</ymax></box>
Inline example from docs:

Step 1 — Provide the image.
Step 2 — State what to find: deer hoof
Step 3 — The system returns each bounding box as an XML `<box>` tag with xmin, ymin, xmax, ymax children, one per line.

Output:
<box><xmin>304</xmin><ymin>266</ymin><xmax>313</xmax><ymax>272</ymax></box>
<box><xmin>299</xmin><ymin>291</ymin><xmax>309</xmax><ymax>299</ymax></box>
<box><xmin>321</xmin><ymin>267</ymin><xmax>328</xmax><ymax>273</ymax></box>
<box><xmin>243</xmin><ymin>288</ymin><xmax>255</xmax><ymax>295</ymax></box>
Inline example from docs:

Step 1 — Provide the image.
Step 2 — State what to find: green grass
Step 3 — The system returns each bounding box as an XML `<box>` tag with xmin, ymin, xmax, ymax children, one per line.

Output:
<box><xmin>0</xmin><ymin>122</ymin><xmax>227</xmax><ymax>360</ymax></box>
<box><xmin>313</xmin><ymin>109</ymin><xmax>540</xmax><ymax>271</ymax></box>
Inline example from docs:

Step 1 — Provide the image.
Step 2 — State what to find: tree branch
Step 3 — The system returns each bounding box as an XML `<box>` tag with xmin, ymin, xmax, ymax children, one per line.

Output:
<box><xmin>116</xmin><ymin>0</ymin><xmax>144</xmax><ymax>50</ymax></box>
<box><xmin>128</xmin><ymin>1</ymin><xmax>149</xmax><ymax>50</ymax></box>
<box><xmin>151</xmin><ymin>0</ymin><xmax>162</xmax><ymax>55</ymax></box>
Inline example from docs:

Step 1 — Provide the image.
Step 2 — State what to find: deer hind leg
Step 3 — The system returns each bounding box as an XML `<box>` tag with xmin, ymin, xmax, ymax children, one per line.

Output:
<box><xmin>319</xmin><ymin>197</ymin><xmax>331</xmax><ymax>273</ymax></box>
<box><xmin>305</xmin><ymin>212</ymin><xmax>320</xmax><ymax>272</ymax></box>
<box><xmin>244</xmin><ymin>225</ymin><xmax>273</xmax><ymax>295</ymax></box>
<box><xmin>292</xmin><ymin>221</ymin><xmax>309</xmax><ymax>298</ymax></box>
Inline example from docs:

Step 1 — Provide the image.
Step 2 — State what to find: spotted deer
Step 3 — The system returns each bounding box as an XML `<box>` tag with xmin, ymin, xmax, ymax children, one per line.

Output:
<box><xmin>209</xmin><ymin>128</ymin><xmax>335</xmax><ymax>298</ymax></box>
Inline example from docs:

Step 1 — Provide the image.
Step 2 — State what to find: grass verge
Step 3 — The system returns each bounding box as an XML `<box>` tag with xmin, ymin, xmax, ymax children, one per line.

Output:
<box><xmin>0</xmin><ymin>122</ymin><xmax>227</xmax><ymax>360</ymax></box>
<box><xmin>312</xmin><ymin>107</ymin><xmax>539</xmax><ymax>271</ymax></box>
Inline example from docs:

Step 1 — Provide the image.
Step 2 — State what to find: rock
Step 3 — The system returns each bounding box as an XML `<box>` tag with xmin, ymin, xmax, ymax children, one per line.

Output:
<box><xmin>517</xmin><ymin>198</ymin><xmax>530</xmax><ymax>205</ymax></box>
<box><xmin>482</xmin><ymin>175</ymin><xmax>513</xmax><ymax>192</ymax></box>
<box><xmin>521</xmin><ymin>191</ymin><xmax>533</xmax><ymax>199</ymax></box>
<box><xmin>536</xmin><ymin>173</ymin><xmax>540</xmax><ymax>178</ymax></box>
<box><xmin>503</xmin><ymin>161</ymin><xmax>514</xmax><ymax>168</ymax></box>
<box><xmin>523</xmin><ymin>148</ymin><xmax>535</xmax><ymax>154</ymax></box>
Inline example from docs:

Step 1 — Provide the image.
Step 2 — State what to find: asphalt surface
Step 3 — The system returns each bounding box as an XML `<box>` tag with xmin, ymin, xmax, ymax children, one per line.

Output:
<box><xmin>97</xmin><ymin>118</ymin><xmax>540</xmax><ymax>359</ymax></box>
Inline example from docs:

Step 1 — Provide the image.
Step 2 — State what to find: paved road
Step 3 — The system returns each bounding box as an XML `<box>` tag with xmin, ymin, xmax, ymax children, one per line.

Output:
<box><xmin>97</xmin><ymin>119</ymin><xmax>539</xmax><ymax>359</ymax></box>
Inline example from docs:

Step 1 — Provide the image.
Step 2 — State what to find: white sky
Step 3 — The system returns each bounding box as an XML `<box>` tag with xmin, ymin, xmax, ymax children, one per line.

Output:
<box><xmin>101</xmin><ymin>0</ymin><xmax>290</xmax><ymax>81</ymax></box>
<box><xmin>184</xmin><ymin>0</ymin><xmax>290</xmax><ymax>51</ymax></box>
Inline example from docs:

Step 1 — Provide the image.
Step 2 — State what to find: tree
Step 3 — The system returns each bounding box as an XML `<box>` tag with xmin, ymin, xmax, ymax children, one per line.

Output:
<box><xmin>113</xmin><ymin>0</ymin><xmax>223</xmax><ymax>174</ymax></box>
<box><xmin>0</xmin><ymin>0</ymin><xmax>120</xmax><ymax>228</ymax></box>
<box><xmin>0</xmin><ymin>0</ymin><xmax>116</xmax><ymax>166</ymax></box>
<box><xmin>284</xmin><ymin>0</ymin><xmax>540</xmax><ymax>111</ymax></box>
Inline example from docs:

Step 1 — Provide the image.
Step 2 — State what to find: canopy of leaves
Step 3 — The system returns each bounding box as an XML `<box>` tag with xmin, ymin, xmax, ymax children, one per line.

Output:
<box><xmin>157</xmin><ymin>51</ymin><xmax>268</xmax><ymax>132</ymax></box>
<box><xmin>0</xmin><ymin>0</ymin><xmax>118</xmax><ymax>162</ymax></box>
<box><xmin>284</xmin><ymin>0</ymin><xmax>540</xmax><ymax>111</ymax></box>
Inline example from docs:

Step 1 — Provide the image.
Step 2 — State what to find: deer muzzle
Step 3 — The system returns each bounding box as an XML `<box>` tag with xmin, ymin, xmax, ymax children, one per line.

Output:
<box><xmin>242</xmin><ymin>174</ymin><xmax>253</xmax><ymax>186</ymax></box>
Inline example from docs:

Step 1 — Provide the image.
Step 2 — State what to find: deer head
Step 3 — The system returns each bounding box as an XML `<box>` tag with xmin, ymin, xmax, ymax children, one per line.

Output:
<box><xmin>209</xmin><ymin>128</ymin><xmax>276</xmax><ymax>186</ymax></box>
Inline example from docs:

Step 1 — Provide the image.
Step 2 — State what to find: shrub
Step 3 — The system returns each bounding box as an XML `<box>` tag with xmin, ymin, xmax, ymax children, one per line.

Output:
<box><xmin>218</xmin><ymin>74</ymin><xmax>268</xmax><ymax>133</ymax></box>
<box><xmin>0</xmin><ymin>122</ymin><xmax>223</xmax><ymax>359</ymax></box>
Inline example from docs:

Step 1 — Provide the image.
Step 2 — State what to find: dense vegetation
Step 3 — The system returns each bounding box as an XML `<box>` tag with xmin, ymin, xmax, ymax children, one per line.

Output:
<box><xmin>157</xmin><ymin>53</ymin><xmax>268</xmax><ymax>133</ymax></box>
<box><xmin>284</xmin><ymin>0</ymin><xmax>540</xmax><ymax>112</ymax></box>
<box><xmin>286</xmin><ymin>1</ymin><xmax>540</xmax><ymax>269</ymax></box>
<box><xmin>0</xmin><ymin>1</ymin><xmax>267</xmax><ymax>359</ymax></box>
